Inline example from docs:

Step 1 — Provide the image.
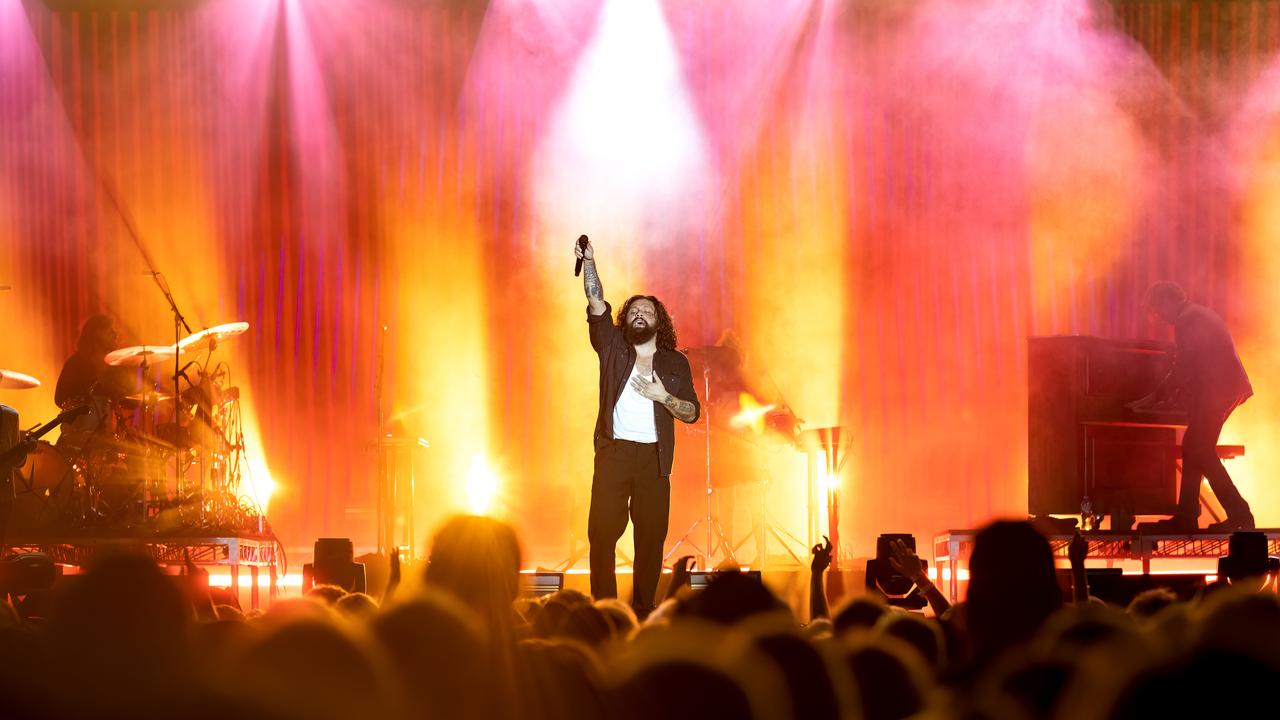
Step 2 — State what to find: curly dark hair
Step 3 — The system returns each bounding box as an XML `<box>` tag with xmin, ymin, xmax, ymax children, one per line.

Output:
<box><xmin>616</xmin><ymin>295</ymin><xmax>678</xmax><ymax>351</ymax></box>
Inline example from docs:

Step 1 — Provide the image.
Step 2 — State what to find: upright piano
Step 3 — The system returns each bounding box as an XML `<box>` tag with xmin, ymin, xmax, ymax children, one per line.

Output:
<box><xmin>1028</xmin><ymin>335</ymin><xmax>1188</xmax><ymax>518</ymax></box>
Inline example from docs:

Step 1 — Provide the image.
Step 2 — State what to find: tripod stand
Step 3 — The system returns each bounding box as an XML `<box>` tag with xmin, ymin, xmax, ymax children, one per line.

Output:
<box><xmin>550</xmin><ymin>478</ymin><xmax>634</xmax><ymax>572</ymax></box>
<box><xmin>730</xmin><ymin>466</ymin><xmax>809</xmax><ymax>571</ymax></box>
<box><xmin>664</xmin><ymin>364</ymin><xmax>735</xmax><ymax>570</ymax></box>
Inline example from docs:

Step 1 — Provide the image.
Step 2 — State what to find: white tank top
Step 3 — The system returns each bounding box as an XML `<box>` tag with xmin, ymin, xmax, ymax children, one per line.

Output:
<box><xmin>613</xmin><ymin>365</ymin><xmax>658</xmax><ymax>443</ymax></box>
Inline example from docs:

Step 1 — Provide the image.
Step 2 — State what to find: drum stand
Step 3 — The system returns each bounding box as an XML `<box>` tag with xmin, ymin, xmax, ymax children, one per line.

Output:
<box><xmin>664</xmin><ymin>365</ymin><xmax>735</xmax><ymax>571</ymax></box>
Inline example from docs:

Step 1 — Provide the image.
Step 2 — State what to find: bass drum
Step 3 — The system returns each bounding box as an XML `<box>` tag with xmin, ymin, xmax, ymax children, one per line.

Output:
<box><xmin>9</xmin><ymin>440</ymin><xmax>84</xmax><ymax>530</ymax></box>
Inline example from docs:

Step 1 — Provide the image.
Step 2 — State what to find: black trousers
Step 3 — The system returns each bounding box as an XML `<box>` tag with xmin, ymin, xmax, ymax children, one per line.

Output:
<box><xmin>1177</xmin><ymin>397</ymin><xmax>1252</xmax><ymax>521</ymax></box>
<box><xmin>588</xmin><ymin>440</ymin><xmax>669</xmax><ymax>611</ymax></box>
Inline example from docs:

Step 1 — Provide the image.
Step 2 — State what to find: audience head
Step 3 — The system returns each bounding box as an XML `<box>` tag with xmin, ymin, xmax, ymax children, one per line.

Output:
<box><xmin>516</xmin><ymin>639</ymin><xmax>609</xmax><ymax>720</ymax></box>
<box><xmin>1127</xmin><ymin>588</ymin><xmax>1180</xmax><ymax>621</ymax></box>
<box><xmin>608</xmin><ymin>622</ymin><xmax>792</xmax><ymax>720</ymax></box>
<box><xmin>677</xmin><ymin>571</ymin><xmax>789</xmax><ymax>625</ymax></box>
<box><xmin>369</xmin><ymin>591</ymin><xmax>492</xmax><ymax>719</ymax></box>
<box><xmin>595</xmin><ymin>598</ymin><xmax>640</xmax><ymax>641</ymax></box>
<box><xmin>876</xmin><ymin>611</ymin><xmax>945</xmax><ymax>670</ymax></box>
<box><xmin>842</xmin><ymin>636</ymin><xmax>930</xmax><ymax>720</ymax></box>
<box><xmin>231</xmin><ymin>615</ymin><xmax>398</xmax><ymax>720</ymax></box>
<box><xmin>742</xmin><ymin>616</ymin><xmax>852</xmax><ymax>720</ymax></box>
<box><xmin>425</xmin><ymin>515</ymin><xmax>522</xmax><ymax>631</ymax></box>
<box><xmin>46</xmin><ymin>553</ymin><xmax>193</xmax><ymax>713</ymax></box>
<box><xmin>966</xmin><ymin>520</ymin><xmax>1062</xmax><ymax>663</ymax></box>
<box><xmin>335</xmin><ymin>591</ymin><xmax>379</xmax><ymax>621</ymax></box>
<box><xmin>832</xmin><ymin>595</ymin><xmax>890</xmax><ymax>637</ymax></box>
<box><xmin>305</xmin><ymin>583</ymin><xmax>347</xmax><ymax>606</ymax></box>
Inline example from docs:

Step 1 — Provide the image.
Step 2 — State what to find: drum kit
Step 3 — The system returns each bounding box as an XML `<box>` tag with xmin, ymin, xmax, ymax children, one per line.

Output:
<box><xmin>1</xmin><ymin>321</ymin><xmax>259</xmax><ymax>534</ymax></box>
<box><xmin>666</xmin><ymin>344</ymin><xmax>811</xmax><ymax>570</ymax></box>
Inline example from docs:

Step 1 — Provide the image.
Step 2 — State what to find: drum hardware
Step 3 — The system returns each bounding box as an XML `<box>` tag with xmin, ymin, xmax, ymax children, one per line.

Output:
<box><xmin>665</xmin><ymin>352</ymin><xmax>738</xmax><ymax>570</ymax></box>
<box><xmin>103</xmin><ymin>345</ymin><xmax>179</xmax><ymax>368</ymax></box>
<box><xmin>0</xmin><ymin>369</ymin><xmax>41</xmax><ymax>390</ymax></box>
<box><xmin>4</xmin><ymin>406</ymin><xmax>93</xmax><ymax>530</ymax></box>
<box><xmin>7</xmin><ymin>318</ymin><xmax>257</xmax><ymax>535</ymax></box>
<box><xmin>667</xmin><ymin>345</ymin><xmax>813</xmax><ymax>571</ymax></box>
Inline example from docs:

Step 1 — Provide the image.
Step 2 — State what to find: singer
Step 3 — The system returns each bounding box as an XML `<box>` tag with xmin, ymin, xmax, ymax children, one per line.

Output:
<box><xmin>575</xmin><ymin>238</ymin><xmax>700</xmax><ymax>617</ymax></box>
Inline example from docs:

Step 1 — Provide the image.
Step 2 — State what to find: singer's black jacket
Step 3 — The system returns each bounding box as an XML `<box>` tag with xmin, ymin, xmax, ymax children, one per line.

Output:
<box><xmin>587</xmin><ymin>301</ymin><xmax>700</xmax><ymax>476</ymax></box>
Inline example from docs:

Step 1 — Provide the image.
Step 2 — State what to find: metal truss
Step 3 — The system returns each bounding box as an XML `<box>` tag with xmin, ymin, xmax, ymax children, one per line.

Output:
<box><xmin>4</xmin><ymin>534</ymin><xmax>277</xmax><ymax>568</ymax></box>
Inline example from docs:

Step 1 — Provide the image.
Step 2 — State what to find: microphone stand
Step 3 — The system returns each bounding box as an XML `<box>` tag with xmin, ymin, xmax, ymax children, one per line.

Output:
<box><xmin>147</xmin><ymin>270</ymin><xmax>195</xmax><ymax>519</ymax></box>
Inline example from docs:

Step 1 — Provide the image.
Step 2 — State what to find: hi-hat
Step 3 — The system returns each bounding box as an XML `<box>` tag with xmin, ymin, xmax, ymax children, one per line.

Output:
<box><xmin>105</xmin><ymin>345</ymin><xmax>178</xmax><ymax>367</ymax></box>
<box><xmin>177</xmin><ymin>322</ymin><xmax>249</xmax><ymax>351</ymax></box>
<box><xmin>122</xmin><ymin>391</ymin><xmax>176</xmax><ymax>404</ymax></box>
<box><xmin>0</xmin><ymin>369</ymin><xmax>41</xmax><ymax>389</ymax></box>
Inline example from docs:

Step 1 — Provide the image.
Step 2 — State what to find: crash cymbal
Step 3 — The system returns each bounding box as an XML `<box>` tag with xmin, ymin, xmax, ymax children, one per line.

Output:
<box><xmin>0</xmin><ymin>369</ymin><xmax>40</xmax><ymax>389</ymax></box>
<box><xmin>104</xmin><ymin>345</ymin><xmax>178</xmax><ymax>367</ymax></box>
<box><xmin>176</xmin><ymin>321</ymin><xmax>249</xmax><ymax>351</ymax></box>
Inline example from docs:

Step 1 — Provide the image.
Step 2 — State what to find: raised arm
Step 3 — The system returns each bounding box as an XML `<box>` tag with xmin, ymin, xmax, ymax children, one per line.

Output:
<box><xmin>577</xmin><ymin>239</ymin><xmax>607</xmax><ymax>317</ymax></box>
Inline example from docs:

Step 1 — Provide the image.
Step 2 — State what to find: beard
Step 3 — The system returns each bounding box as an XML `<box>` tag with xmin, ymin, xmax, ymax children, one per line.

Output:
<box><xmin>625</xmin><ymin>320</ymin><xmax>657</xmax><ymax>345</ymax></box>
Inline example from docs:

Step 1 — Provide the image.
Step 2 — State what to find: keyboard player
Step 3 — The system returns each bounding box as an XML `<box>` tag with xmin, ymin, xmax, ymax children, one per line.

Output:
<box><xmin>1127</xmin><ymin>282</ymin><xmax>1254</xmax><ymax>532</ymax></box>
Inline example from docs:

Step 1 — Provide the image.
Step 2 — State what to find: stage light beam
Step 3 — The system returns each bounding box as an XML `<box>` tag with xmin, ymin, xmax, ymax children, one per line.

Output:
<box><xmin>531</xmin><ymin>0</ymin><xmax>713</xmax><ymax>251</ymax></box>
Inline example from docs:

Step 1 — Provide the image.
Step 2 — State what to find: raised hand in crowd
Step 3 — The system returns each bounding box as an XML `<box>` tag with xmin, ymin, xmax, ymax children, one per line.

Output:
<box><xmin>888</xmin><ymin>538</ymin><xmax>951</xmax><ymax>616</ymax></box>
<box><xmin>810</xmin><ymin>536</ymin><xmax>833</xmax><ymax>620</ymax></box>
<box><xmin>665</xmin><ymin>555</ymin><xmax>696</xmax><ymax>600</ymax></box>
<box><xmin>811</xmin><ymin>535</ymin><xmax>834</xmax><ymax>574</ymax></box>
<box><xmin>385</xmin><ymin>546</ymin><xmax>402</xmax><ymax>603</ymax></box>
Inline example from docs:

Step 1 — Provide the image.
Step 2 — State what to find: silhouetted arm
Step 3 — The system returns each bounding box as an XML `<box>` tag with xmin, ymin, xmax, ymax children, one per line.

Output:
<box><xmin>383</xmin><ymin>547</ymin><xmax>402</xmax><ymax>603</ymax></box>
<box><xmin>665</xmin><ymin>556</ymin><xmax>694</xmax><ymax>601</ymax></box>
<box><xmin>889</xmin><ymin>539</ymin><xmax>951</xmax><ymax>616</ymax></box>
<box><xmin>810</xmin><ymin>537</ymin><xmax>832</xmax><ymax>620</ymax></box>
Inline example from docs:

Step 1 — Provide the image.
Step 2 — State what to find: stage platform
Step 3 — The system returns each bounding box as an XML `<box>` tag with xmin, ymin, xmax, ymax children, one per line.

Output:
<box><xmin>934</xmin><ymin>528</ymin><xmax>1280</xmax><ymax>604</ymax></box>
<box><xmin>4</xmin><ymin>531</ymin><xmax>279</xmax><ymax>608</ymax></box>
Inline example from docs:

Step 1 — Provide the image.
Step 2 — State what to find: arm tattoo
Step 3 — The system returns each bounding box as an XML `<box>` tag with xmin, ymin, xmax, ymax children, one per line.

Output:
<box><xmin>663</xmin><ymin>395</ymin><xmax>698</xmax><ymax>422</ymax></box>
<box><xmin>583</xmin><ymin>260</ymin><xmax>603</xmax><ymax>300</ymax></box>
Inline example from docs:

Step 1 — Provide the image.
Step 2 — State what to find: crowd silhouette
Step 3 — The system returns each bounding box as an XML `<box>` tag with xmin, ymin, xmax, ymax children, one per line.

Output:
<box><xmin>1</xmin><ymin>515</ymin><xmax>1278</xmax><ymax>719</ymax></box>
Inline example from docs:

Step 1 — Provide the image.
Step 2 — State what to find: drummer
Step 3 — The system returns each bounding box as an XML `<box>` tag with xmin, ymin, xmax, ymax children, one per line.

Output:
<box><xmin>54</xmin><ymin>315</ymin><xmax>120</xmax><ymax>407</ymax></box>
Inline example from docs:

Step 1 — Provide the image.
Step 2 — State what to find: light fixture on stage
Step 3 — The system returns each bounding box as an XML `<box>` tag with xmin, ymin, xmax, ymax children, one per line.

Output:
<box><xmin>865</xmin><ymin>534</ymin><xmax>928</xmax><ymax>610</ymax></box>
<box><xmin>689</xmin><ymin>568</ymin><xmax>762</xmax><ymax>591</ymax></box>
<box><xmin>1218</xmin><ymin>531</ymin><xmax>1280</xmax><ymax>584</ymax></box>
<box><xmin>302</xmin><ymin>538</ymin><xmax>366</xmax><ymax>593</ymax></box>
<box><xmin>519</xmin><ymin>571</ymin><xmax>565</xmax><ymax>598</ymax></box>
<box><xmin>0</xmin><ymin>553</ymin><xmax>56</xmax><ymax>621</ymax></box>
<box><xmin>0</xmin><ymin>552</ymin><xmax>55</xmax><ymax>597</ymax></box>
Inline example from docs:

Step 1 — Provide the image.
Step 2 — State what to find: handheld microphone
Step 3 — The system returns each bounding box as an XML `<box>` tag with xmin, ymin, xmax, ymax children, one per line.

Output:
<box><xmin>574</xmin><ymin>235</ymin><xmax>589</xmax><ymax>277</ymax></box>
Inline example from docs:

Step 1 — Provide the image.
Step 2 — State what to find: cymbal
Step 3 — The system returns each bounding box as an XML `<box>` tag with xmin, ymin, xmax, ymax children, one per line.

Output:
<box><xmin>121</xmin><ymin>392</ymin><xmax>176</xmax><ymax>404</ymax></box>
<box><xmin>177</xmin><ymin>322</ymin><xmax>249</xmax><ymax>351</ymax></box>
<box><xmin>680</xmin><ymin>345</ymin><xmax>741</xmax><ymax>366</ymax></box>
<box><xmin>104</xmin><ymin>345</ymin><xmax>178</xmax><ymax>367</ymax></box>
<box><xmin>0</xmin><ymin>369</ymin><xmax>41</xmax><ymax>390</ymax></box>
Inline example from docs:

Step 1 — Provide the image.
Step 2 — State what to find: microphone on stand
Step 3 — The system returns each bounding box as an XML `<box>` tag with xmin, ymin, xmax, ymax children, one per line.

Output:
<box><xmin>574</xmin><ymin>235</ymin><xmax>589</xmax><ymax>277</ymax></box>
